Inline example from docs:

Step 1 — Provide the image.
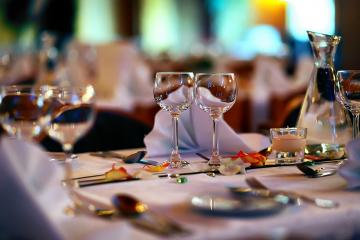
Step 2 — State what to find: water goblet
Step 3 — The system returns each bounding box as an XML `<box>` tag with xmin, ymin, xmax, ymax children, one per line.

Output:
<box><xmin>336</xmin><ymin>70</ymin><xmax>360</xmax><ymax>139</ymax></box>
<box><xmin>47</xmin><ymin>85</ymin><xmax>96</xmax><ymax>187</ymax></box>
<box><xmin>195</xmin><ymin>73</ymin><xmax>237</xmax><ymax>166</ymax></box>
<box><xmin>0</xmin><ymin>85</ymin><xmax>55</xmax><ymax>141</ymax></box>
<box><xmin>153</xmin><ymin>72</ymin><xmax>194</xmax><ymax>168</ymax></box>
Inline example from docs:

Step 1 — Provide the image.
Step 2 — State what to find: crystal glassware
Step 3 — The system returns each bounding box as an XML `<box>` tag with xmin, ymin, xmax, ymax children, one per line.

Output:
<box><xmin>153</xmin><ymin>72</ymin><xmax>194</xmax><ymax>168</ymax></box>
<box><xmin>270</xmin><ymin>127</ymin><xmax>307</xmax><ymax>164</ymax></box>
<box><xmin>296</xmin><ymin>31</ymin><xmax>352</xmax><ymax>158</ymax></box>
<box><xmin>336</xmin><ymin>70</ymin><xmax>360</xmax><ymax>139</ymax></box>
<box><xmin>0</xmin><ymin>85</ymin><xmax>55</xmax><ymax>141</ymax></box>
<box><xmin>48</xmin><ymin>85</ymin><xmax>96</xmax><ymax>187</ymax></box>
<box><xmin>195</xmin><ymin>73</ymin><xmax>237</xmax><ymax>166</ymax></box>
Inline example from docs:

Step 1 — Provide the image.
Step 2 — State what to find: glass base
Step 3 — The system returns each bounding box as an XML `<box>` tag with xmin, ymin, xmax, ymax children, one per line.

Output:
<box><xmin>169</xmin><ymin>152</ymin><xmax>189</xmax><ymax>168</ymax></box>
<box><xmin>274</xmin><ymin>151</ymin><xmax>304</xmax><ymax>165</ymax></box>
<box><xmin>208</xmin><ymin>154</ymin><xmax>221</xmax><ymax>167</ymax></box>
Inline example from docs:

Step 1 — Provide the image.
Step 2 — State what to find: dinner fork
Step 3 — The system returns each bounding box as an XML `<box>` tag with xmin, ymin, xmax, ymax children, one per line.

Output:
<box><xmin>245</xmin><ymin>177</ymin><xmax>339</xmax><ymax>208</ymax></box>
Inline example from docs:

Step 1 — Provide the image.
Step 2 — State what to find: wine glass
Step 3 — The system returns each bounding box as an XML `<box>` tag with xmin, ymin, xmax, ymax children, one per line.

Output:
<box><xmin>153</xmin><ymin>72</ymin><xmax>194</xmax><ymax>168</ymax></box>
<box><xmin>195</xmin><ymin>73</ymin><xmax>237</xmax><ymax>166</ymax></box>
<box><xmin>336</xmin><ymin>70</ymin><xmax>360</xmax><ymax>139</ymax></box>
<box><xmin>47</xmin><ymin>85</ymin><xmax>96</xmax><ymax>187</ymax></box>
<box><xmin>0</xmin><ymin>85</ymin><xmax>55</xmax><ymax>141</ymax></box>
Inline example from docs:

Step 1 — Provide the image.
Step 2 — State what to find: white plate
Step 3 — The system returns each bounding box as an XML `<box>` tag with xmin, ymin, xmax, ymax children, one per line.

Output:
<box><xmin>190</xmin><ymin>194</ymin><xmax>286</xmax><ymax>217</ymax></box>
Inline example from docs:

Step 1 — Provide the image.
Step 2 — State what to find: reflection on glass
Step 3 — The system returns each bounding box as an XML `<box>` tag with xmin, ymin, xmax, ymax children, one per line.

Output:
<box><xmin>0</xmin><ymin>85</ymin><xmax>54</xmax><ymax>141</ymax></box>
<box><xmin>48</xmin><ymin>85</ymin><xmax>96</xmax><ymax>188</ymax></box>
<box><xmin>154</xmin><ymin>72</ymin><xmax>194</xmax><ymax>168</ymax></box>
<box><xmin>336</xmin><ymin>70</ymin><xmax>360</xmax><ymax>139</ymax></box>
<box><xmin>195</xmin><ymin>73</ymin><xmax>237</xmax><ymax>166</ymax></box>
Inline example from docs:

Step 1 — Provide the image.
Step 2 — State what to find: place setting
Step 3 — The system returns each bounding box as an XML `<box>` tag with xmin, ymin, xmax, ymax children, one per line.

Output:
<box><xmin>2</xmin><ymin>4</ymin><xmax>360</xmax><ymax>237</ymax></box>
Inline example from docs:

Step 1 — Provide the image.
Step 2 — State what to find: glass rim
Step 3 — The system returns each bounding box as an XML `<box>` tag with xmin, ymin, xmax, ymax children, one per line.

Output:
<box><xmin>195</xmin><ymin>72</ymin><xmax>235</xmax><ymax>76</ymax></box>
<box><xmin>337</xmin><ymin>70</ymin><xmax>360</xmax><ymax>74</ymax></box>
<box><xmin>156</xmin><ymin>72</ymin><xmax>194</xmax><ymax>75</ymax></box>
<box><xmin>0</xmin><ymin>84</ymin><xmax>57</xmax><ymax>91</ymax></box>
<box><xmin>1</xmin><ymin>84</ymin><xmax>95</xmax><ymax>90</ymax></box>
<box><xmin>270</xmin><ymin>127</ymin><xmax>307</xmax><ymax>132</ymax></box>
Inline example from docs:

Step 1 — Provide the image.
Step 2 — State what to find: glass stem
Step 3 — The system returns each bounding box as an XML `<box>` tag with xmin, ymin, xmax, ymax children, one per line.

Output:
<box><xmin>212</xmin><ymin>117</ymin><xmax>220</xmax><ymax>158</ymax></box>
<box><xmin>353</xmin><ymin>113</ymin><xmax>360</xmax><ymax>139</ymax></box>
<box><xmin>63</xmin><ymin>144</ymin><xmax>75</xmax><ymax>189</ymax></box>
<box><xmin>172</xmin><ymin>113</ymin><xmax>180</xmax><ymax>155</ymax></box>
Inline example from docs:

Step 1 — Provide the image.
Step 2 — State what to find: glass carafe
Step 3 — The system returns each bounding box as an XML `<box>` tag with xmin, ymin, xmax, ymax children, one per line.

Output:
<box><xmin>296</xmin><ymin>31</ymin><xmax>352</xmax><ymax>159</ymax></box>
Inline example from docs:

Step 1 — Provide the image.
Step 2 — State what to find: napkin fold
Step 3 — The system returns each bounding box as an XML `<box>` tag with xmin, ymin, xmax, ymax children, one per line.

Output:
<box><xmin>339</xmin><ymin>138</ymin><xmax>360</xmax><ymax>189</ymax></box>
<box><xmin>0</xmin><ymin>137</ymin><xmax>69</xmax><ymax>239</ymax></box>
<box><xmin>144</xmin><ymin>102</ymin><xmax>270</xmax><ymax>157</ymax></box>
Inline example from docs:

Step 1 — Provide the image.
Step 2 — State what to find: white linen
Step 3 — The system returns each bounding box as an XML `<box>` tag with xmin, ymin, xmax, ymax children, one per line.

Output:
<box><xmin>0</xmin><ymin>137</ymin><xmax>69</xmax><ymax>239</ymax></box>
<box><xmin>144</xmin><ymin>102</ymin><xmax>270</xmax><ymax>157</ymax></box>
<box><xmin>72</xmin><ymin>150</ymin><xmax>359</xmax><ymax>240</ymax></box>
<box><xmin>0</xmin><ymin>137</ymin><xmax>149</xmax><ymax>240</ymax></box>
<box><xmin>339</xmin><ymin>138</ymin><xmax>360</xmax><ymax>189</ymax></box>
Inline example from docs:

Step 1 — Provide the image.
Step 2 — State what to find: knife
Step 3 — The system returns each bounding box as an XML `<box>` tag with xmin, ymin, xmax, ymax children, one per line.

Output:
<box><xmin>90</xmin><ymin>151</ymin><xmax>159</xmax><ymax>166</ymax></box>
<box><xmin>77</xmin><ymin>169</ymin><xmax>219</xmax><ymax>187</ymax></box>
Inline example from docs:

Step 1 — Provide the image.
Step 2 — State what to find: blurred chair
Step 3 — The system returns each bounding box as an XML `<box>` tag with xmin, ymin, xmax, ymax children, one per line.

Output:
<box><xmin>249</xmin><ymin>55</ymin><xmax>311</xmax><ymax>132</ymax></box>
<box><xmin>258</xmin><ymin>94</ymin><xmax>304</xmax><ymax>135</ymax></box>
<box><xmin>41</xmin><ymin>109</ymin><xmax>151</xmax><ymax>153</ymax></box>
<box><xmin>271</xmin><ymin>94</ymin><xmax>305</xmax><ymax>128</ymax></box>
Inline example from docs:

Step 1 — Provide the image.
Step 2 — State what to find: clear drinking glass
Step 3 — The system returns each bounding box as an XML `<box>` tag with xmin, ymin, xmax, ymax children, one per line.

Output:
<box><xmin>270</xmin><ymin>127</ymin><xmax>307</xmax><ymax>164</ymax></box>
<box><xmin>153</xmin><ymin>72</ymin><xmax>194</xmax><ymax>168</ymax></box>
<box><xmin>336</xmin><ymin>70</ymin><xmax>360</xmax><ymax>139</ymax></box>
<box><xmin>48</xmin><ymin>85</ymin><xmax>96</xmax><ymax>187</ymax></box>
<box><xmin>195</xmin><ymin>73</ymin><xmax>237</xmax><ymax>166</ymax></box>
<box><xmin>0</xmin><ymin>85</ymin><xmax>55</xmax><ymax>141</ymax></box>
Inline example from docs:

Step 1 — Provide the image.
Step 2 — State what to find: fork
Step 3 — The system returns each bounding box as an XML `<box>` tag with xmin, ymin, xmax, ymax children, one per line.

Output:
<box><xmin>245</xmin><ymin>177</ymin><xmax>339</xmax><ymax>208</ymax></box>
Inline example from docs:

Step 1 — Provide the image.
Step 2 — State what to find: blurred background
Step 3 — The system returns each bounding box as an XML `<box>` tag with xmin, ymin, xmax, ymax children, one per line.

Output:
<box><xmin>0</xmin><ymin>0</ymin><xmax>359</xmax><ymax>136</ymax></box>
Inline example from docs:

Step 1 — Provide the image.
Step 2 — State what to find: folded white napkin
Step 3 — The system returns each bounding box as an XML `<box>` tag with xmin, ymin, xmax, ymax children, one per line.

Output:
<box><xmin>144</xmin><ymin>102</ymin><xmax>270</xmax><ymax>157</ymax></box>
<box><xmin>339</xmin><ymin>138</ymin><xmax>360</xmax><ymax>189</ymax></box>
<box><xmin>0</xmin><ymin>137</ymin><xmax>69</xmax><ymax>239</ymax></box>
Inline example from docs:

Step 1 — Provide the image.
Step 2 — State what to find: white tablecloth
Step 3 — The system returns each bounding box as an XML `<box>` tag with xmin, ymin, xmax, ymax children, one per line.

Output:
<box><xmin>58</xmin><ymin>150</ymin><xmax>360</xmax><ymax>240</ymax></box>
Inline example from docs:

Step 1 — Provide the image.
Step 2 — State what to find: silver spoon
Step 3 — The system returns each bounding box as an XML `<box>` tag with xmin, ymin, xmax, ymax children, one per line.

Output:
<box><xmin>296</xmin><ymin>163</ymin><xmax>337</xmax><ymax>177</ymax></box>
<box><xmin>111</xmin><ymin>194</ymin><xmax>190</xmax><ymax>236</ymax></box>
<box><xmin>74</xmin><ymin>193</ymin><xmax>189</xmax><ymax>236</ymax></box>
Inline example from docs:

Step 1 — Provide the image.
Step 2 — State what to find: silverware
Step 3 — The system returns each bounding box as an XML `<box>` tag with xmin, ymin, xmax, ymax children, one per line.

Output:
<box><xmin>78</xmin><ymin>177</ymin><xmax>140</xmax><ymax>188</ymax></box>
<box><xmin>77</xmin><ymin>169</ymin><xmax>219</xmax><ymax>187</ymax></box>
<box><xmin>296</xmin><ymin>163</ymin><xmax>338</xmax><ymax>178</ymax></box>
<box><xmin>228</xmin><ymin>186</ymin><xmax>297</xmax><ymax>205</ymax></box>
<box><xmin>90</xmin><ymin>150</ymin><xmax>159</xmax><ymax>166</ymax></box>
<box><xmin>111</xmin><ymin>194</ymin><xmax>190</xmax><ymax>236</ymax></box>
<box><xmin>69</xmin><ymin>192</ymin><xmax>189</xmax><ymax>236</ymax></box>
<box><xmin>245</xmin><ymin>177</ymin><xmax>339</xmax><ymax>208</ymax></box>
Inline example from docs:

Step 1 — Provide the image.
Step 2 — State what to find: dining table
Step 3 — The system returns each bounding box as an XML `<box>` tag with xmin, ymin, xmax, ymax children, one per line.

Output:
<box><xmin>55</xmin><ymin>148</ymin><xmax>360</xmax><ymax>240</ymax></box>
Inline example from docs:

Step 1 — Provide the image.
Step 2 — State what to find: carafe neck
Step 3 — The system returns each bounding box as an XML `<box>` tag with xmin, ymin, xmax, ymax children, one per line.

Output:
<box><xmin>307</xmin><ymin>31</ymin><xmax>341</xmax><ymax>68</ymax></box>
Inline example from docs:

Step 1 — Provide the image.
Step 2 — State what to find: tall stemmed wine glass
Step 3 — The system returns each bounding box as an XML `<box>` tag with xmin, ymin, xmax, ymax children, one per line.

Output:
<box><xmin>0</xmin><ymin>85</ymin><xmax>55</xmax><ymax>141</ymax></box>
<box><xmin>195</xmin><ymin>73</ymin><xmax>237</xmax><ymax>166</ymax></box>
<box><xmin>336</xmin><ymin>70</ymin><xmax>360</xmax><ymax>139</ymax></box>
<box><xmin>154</xmin><ymin>72</ymin><xmax>194</xmax><ymax>168</ymax></box>
<box><xmin>48</xmin><ymin>85</ymin><xmax>96</xmax><ymax>187</ymax></box>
